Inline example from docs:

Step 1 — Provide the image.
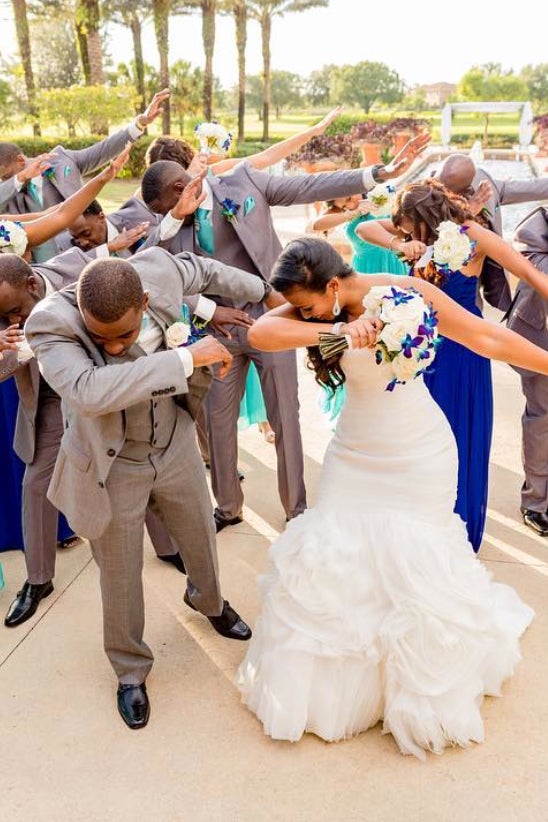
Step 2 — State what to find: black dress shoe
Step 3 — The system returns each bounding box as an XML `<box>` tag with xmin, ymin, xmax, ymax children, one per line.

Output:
<box><xmin>4</xmin><ymin>580</ymin><xmax>54</xmax><ymax>627</ymax></box>
<box><xmin>158</xmin><ymin>553</ymin><xmax>186</xmax><ymax>574</ymax></box>
<box><xmin>214</xmin><ymin>511</ymin><xmax>243</xmax><ymax>533</ymax></box>
<box><xmin>521</xmin><ymin>508</ymin><xmax>548</xmax><ymax>536</ymax></box>
<box><xmin>117</xmin><ymin>683</ymin><xmax>150</xmax><ymax>730</ymax></box>
<box><xmin>205</xmin><ymin>463</ymin><xmax>245</xmax><ymax>482</ymax></box>
<box><xmin>183</xmin><ymin>591</ymin><xmax>252</xmax><ymax>640</ymax></box>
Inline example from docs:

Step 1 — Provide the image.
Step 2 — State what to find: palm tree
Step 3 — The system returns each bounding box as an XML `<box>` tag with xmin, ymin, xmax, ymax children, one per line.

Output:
<box><xmin>247</xmin><ymin>0</ymin><xmax>329</xmax><ymax>141</ymax></box>
<box><xmin>182</xmin><ymin>0</ymin><xmax>217</xmax><ymax>121</ymax></box>
<box><xmin>75</xmin><ymin>0</ymin><xmax>105</xmax><ymax>84</ymax></box>
<box><xmin>11</xmin><ymin>0</ymin><xmax>40</xmax><ymax>134</ymax></box>
<box><xmin>151</xmin><ymin>0</ymin><xmax>171</xmax><ymax>132</ymax></box>
<box><xmin>219</xmin><ymin>0</ymin><xmax>247</xmax><ymax>142</ymax></box>
<box><xmin>103</xmin><ymin>0</ymin><xmax>152</xmax><ymax>110</ymax></box>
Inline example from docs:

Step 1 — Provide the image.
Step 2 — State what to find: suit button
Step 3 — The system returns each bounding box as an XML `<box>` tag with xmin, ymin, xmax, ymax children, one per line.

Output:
<box><xmin>107</xmin><ymin>448</ymin><xmax>116</xmax><ymax>457</ymax></box>
<box><xmin>151</xmin><ymin>390</ymin><xmax>158</xmax><ymax>397</ymax></box>
<box><xmin>169</xmin><ymin>386</ymin><xmax>176</xmax><ymax>392</ymax></box>
<box><xmin>98</xmin><ymin>481</ymin><xmax>104</xmax><ymax>488</ymax></box>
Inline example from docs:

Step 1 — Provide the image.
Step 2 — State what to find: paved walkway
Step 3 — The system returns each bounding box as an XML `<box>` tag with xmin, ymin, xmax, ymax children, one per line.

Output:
<box><xmin>2</xmin><ymin>196</ymin><xmax>548</xmax><ymax>821</ymax></box>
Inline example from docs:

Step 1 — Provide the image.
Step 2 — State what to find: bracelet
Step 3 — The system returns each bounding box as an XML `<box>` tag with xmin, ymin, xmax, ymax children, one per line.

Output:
<box><xmin>331</xmin><ymin>321</ymin><xmax>345</xmax><ymax>335</ymax></box>
<box><xmin>388</xmin><ymin>235</ymin><xmax>398</xmax><ymax>252</ymax></box>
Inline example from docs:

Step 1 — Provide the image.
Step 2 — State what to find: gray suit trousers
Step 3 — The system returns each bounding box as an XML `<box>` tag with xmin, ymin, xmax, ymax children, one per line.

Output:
<box><xmin>89</xmin><ymin>410</ymin><xmax>223</xmax><ymax>684</ymax></box>
<box><xmin>207</xmin><ymin>326</ymin><xmax>306</xmax><ymax>522</ymax></box>
<box><xmin>22</xmin><ymin>395</ymin><xmax>64</xmax><ymax>584</ymax></box>
<box><xmin>520</xmin><ymin>371</ymin><xmax>548</xmax><ymax>511</ymax></box>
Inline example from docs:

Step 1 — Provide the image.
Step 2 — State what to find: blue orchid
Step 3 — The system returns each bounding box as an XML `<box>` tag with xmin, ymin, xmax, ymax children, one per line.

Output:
<box><xmin>401</xmin><ymin>333</ymin><xmax>424</xmax><ymax>358</ymax></box>
<box><xmin>219</xmin><ymin>197</ymin><xmax>240</xmax><ymax>225</ymax></box>
<box><xmin>417</xmin><ymin>309</ymin><xmax>438</xmax><ymax>339</ymax></box>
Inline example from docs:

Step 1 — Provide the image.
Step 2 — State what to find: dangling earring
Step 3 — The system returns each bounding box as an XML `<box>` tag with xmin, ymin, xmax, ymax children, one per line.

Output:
<box><xmin>333</xmin><ymin>289</ymin><xmax>341</xmax><ymax>317</ymax></box>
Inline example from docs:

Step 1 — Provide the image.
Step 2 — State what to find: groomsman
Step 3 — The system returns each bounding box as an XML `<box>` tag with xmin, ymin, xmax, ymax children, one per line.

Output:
<box><xmin>60</xmin><ymin>197</ymin><xmax>160</xmax><ymax>258</ymax></box>
<box><xmin>0</xmin><ymin>89</ymin><xmax>169</xmax><ymax>261</ymax></box>
<box><xmin>507</xmin><ymin>206</ymin><xmax>548</xmax><ymax>535</ymax></box>
<box><xmin>25</xmin><ymin>247</ymin><xmax>275</xmax><ymax>728</ymax></box>
<box><xmin>438</xmin><ymin>153</ymin><xmax>548</xmax><ymax>310</ymax></box>
<box><xmin>140</xmin><ymin>134</ymin><xmax>429</xmax><ymax>531</ymax></box>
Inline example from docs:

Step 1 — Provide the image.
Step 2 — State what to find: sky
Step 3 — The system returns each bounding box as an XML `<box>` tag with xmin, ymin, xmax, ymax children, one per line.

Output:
<box><xmin>2</xmin><ymin>0</ymin><xmax>547</xmax><ymax>89</ymax></box>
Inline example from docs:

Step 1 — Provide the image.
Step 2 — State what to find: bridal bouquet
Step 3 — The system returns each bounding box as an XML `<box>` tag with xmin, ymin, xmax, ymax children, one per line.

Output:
<box><xmin>0</xmin><ymin>220</ymin><xmax>28</xmax><ymax>256</ymax></box>
<box><xmin>319</xmin><ymin>286</ymin><xmax>440</xmax><ymax>391</ymax></box>
<box><xmin>366</xmin><ymin>183</ymin><xmax>396</xmax><ymax>215</ymax></box>
<box><xmin>415</xmin><ymin>220</ymin><xmax>476</xmax><ymax>274</ymax></box>
<box><xmin>194</xmin><ymin>121</ymin><xmax>233</xmax><ymax>155</ymax></box>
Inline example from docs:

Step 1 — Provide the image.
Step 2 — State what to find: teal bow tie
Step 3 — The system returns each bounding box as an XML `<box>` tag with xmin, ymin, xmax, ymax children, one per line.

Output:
<box><xmin>195</xmin><ymin>207</ymin><xmax>214</xmax><ymax>254</ymax></box>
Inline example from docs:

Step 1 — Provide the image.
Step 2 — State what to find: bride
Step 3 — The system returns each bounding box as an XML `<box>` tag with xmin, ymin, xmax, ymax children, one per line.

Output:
<box><xmin>235</xmin><ymin>235</ymin><xmax>548</xmax><ymax>759</ymax></box>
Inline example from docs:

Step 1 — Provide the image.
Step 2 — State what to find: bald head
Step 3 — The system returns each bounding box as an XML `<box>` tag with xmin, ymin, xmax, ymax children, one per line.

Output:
<box><xmin>438</xmin><ymin>154</ymin><xmax>476</xmax><ymax>195</ymax></box>
<box><xmin>141</xmin><ymin>160</ymin><xmax>191</xmax><ymax>215</ymax></box>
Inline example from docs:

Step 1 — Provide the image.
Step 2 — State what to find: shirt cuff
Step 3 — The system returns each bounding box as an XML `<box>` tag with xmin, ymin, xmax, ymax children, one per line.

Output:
<box><xmin>13</xmin><ymin>175</ymin><xmax>24</xmax><ymax>192</ymax></box>
<box><xmin>127</xmin><ymin>121</ymin><xmax>143</xmax><ymax>140</ymax></box>
<box><xmin>160</xmin><ymin>211</ymin><xmax>185</xmax><ymax>241</ymax></box>
<box><xmin>176</xmin><ymin>347</ymin><xmax>194</xmax><ymax>378</ymax></box>
<box><xmin>95</xmin><ymin>243</ymin><xmax>109</xmax><ymax>258</ymax></box>
<box><xmin>195</xmin><ymin>295</ymin><xmax>216</xmax><ymax>322</ymax></box>
<box><xmin>361</xmin><ymin>168</ymin><xmax>376</xmax><ymax>191</ymax></box>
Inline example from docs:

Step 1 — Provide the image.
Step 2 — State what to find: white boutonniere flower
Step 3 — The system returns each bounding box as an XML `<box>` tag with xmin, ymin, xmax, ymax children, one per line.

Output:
<box><xmin>166</xmin><ymin>321</ymin><xmax>191</xmax><ymax>348</ymax></box>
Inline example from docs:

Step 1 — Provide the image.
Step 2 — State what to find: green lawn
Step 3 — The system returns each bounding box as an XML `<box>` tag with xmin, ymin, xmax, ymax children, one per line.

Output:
<box><xmin>98</xmin><ymin>179</ymin><xmax>139</xmax><ymax>212</ymax></box>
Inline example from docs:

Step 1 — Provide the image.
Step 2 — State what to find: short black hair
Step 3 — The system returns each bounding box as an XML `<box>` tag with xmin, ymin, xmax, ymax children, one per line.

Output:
<box><xmin>0</xmin><ymin>142</ymin><xmax>22</xmax><ymax>168</ymax></box>
<box><xmin>77</xmin><ymin>258</ymin><xmax>144</xmax><ymax>322</ymax></box>
<box><xmin>0</xmin><ymin>253</ymin><xmax>33</xmax><ymax>288</ymax></box>
<box><xmin>145</xmin><ymin>137</ymin><xmax>195</xmax><ymax>170</ymax></box>
<box><xmin>141</xmin><ymin>160</ymin><xmax>189</xmax><ymax>207</ymax></box>
<box><xmin>81</xmin><ymin>200</ymin><xmax>104</xmax><ymax>218</ymax></box>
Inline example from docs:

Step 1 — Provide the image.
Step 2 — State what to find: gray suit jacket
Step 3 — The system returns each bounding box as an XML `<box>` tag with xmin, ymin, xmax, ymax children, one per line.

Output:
<box><xmin>0</xmin><ymin>246</ymin><xmax>90</xmax><ymax>462</ymax></box>
<box><xmin>144</xmin><ymin>162</ymin><xmax>373</xmax><ymax>286</ymax></box>
<box><xmin>507</xmin><ymin>206</ymin><xmax>548</xmax><ymax>362</ymax></box>
<box><xmin>473</xmin><ymin>168</ymin><xmax>548</xmax><ymax>311</ymax></box>
<box><xmin>25</xmin><ymin>246</ymin><xmax>267</xmax><ymax>538</ymax></box>
<box><xmin>2</xmin><ymin>126</ymin><xmax>143</xmax><ymax>259</ymax></box>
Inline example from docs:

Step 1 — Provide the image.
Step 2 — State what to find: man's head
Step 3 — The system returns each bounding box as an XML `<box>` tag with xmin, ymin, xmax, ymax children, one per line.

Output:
<box><xmin>0</xmin><ymin>254</ymin><xmax>45</xmax><ymax>325</ymax></box>
<box><xmin>438</xmin><ymin>154</ymin><xmax>476</xmax><ymax>197</ymax></box>
<box><xmin>77</xmin><ymin>258</ymin><xmax>148</xmax><ymax>357</ymax></box>
<box><xmin>141</xmin><ymin>160</ymin><xmax>192</xmax><ymax>216</ymax></box>
<box><xmin>68</xmin><ymin>200</ymin><xmax>108</xmax><ymax>251</ymax></box>
<box><xmin>0</xmin><ymin>142</ymin><xmax>25</xmax><ymax>181</ymax></box>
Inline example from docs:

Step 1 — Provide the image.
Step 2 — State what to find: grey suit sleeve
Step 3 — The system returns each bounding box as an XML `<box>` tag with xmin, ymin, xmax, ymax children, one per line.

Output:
<box><xmin>496</xmin><ymin>177</ymin><xmax>548</xmax><ymax>206</ymax></box>
<box><xmin>62</xmin><ymin>126</ymin><xmax>141</xmax><ymax>177</ymax></box>
<box><xmin>0</xmin><ymin>176</ymin><xmax>18</xmax><ymax>208</ymax></box>
<box><xmin>25</xmin><ymin>308</ymin><xmax>190</xmax><ymax>418</ymax></box>
<box><xmin>248</xmin><ymin>165</ymin><xmax>367</xmax><ymax>207</ymax></box>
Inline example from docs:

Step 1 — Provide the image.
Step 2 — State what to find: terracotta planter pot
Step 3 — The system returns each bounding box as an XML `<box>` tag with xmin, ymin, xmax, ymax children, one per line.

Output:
<box><xmin>299</xmin><ymin>159</ymin><xmax>341</xmax><ymax>173</ymax></box>
<box><xmin>359</xmin><ymin>142</ymin><xmax>383</xmax><ymax>166</ymax></box>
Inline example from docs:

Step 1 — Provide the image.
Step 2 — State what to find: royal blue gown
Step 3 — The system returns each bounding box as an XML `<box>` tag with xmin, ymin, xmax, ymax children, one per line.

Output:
<box><xmin>423</xmin><ymin>271</ymin><xmax>493</xmax><ymax>553</ymax></box>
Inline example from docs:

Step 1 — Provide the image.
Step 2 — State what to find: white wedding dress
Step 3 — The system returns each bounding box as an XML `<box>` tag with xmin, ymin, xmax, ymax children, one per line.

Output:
<box><xmin>237</xmin><ymin>347</ymin><xmax>534</xmax><ymax>759</ymax></box>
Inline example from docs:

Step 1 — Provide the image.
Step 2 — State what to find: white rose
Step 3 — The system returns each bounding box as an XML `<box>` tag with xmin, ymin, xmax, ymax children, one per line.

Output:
<box><xmin>433</xmin><ymin>220</ymin><xmax>472</xmax><ymax>271</ymax></box>
<box><xmin>391</xmin><ymin>351</ymin><xmax>422</xmax><ymax>382</ymax></box>
<box><xmin>166</xmin><ymin>321</ymin><xmax>191</xmax><ymax>348</ymax></box>
<box><xmin>378</xmin><ymin>320</ymin><xmax>409</xmax><ymax>352</ymax></box>
<box><xmin>363</xmin><ymin>285</ymin><xmax>393</xmax><ymax>317</ymax></box>
<box><xmin>379</xmin><ymin>293</ymin><xmax>425</xmax><ymax>326</ymax></box>
<box><xmin>0</xmin><ymin>220</ymin><xmax>28</xmax><ymax>257</ymax></box>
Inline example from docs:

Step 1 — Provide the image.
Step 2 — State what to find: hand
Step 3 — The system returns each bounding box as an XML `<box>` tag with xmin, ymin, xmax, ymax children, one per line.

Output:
<box><xmin>312</xmin><ymin>105</ymin><xmax>343</xmax><ymax>136</ymax></box>
<box><xmin>102</xmin><ymin>142</ymin><xmax>132</xmax><ymax>181</ymax></box>
<box><xmin>188</xmin><ymin>336</ymin><xmax>233</xmax><ymax>379</ymax></box>
<box><xmin>400</xmin><ymin>239</ymin><xmax>427</xmax><ymax>262</ymax></box>
<box><xmin>379</xmin><ymin>132</ymin><xmax>431</xmax><ymax>180</ymax></box>
<box><xmin>340</xmin><ymin>316</ymin><xmax>382</xmax><ymax>348</ymax></box>
<box><xmin>171</xmin><ymin>171</ymin><xmax>207</xmax><ymax>220</ymax></box>
<box><xmin>136</xmin><ymin>88</ymin><xmax>170</xmax><ymax>128</ymax></box>
<box><xmin>107</xmin><ymin>223</ymin><xmax>150</xmax><ymax>254</ymax></box>
<box><xmin>209</xmin><ymin>306</ymin><xmax>254</xmax><ymax>339</ymax></box>
<box><xmin>18</xmin><ymin>153</ymin><xmax>56</xmax><ymax>183</ymax></box>
<box><xmin>186</xmin><ymin>152</ymin><xmax>209</xmax><ymax>178</ymax></box>
<box><xmin>466</xmin><ymin>180</ymin><xmax>493</xmax><ymax>216</ymax></box>
<box><xmin>0</xmin><ymin>324</ymin><xmax>24</xmax><ymax>359</ymax></box>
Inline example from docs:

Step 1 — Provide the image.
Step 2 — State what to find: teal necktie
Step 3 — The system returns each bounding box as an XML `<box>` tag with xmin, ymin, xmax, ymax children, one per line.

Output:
<box><xmin>27</xmin><ymin>180</ymin><xmax>43</xmax><ymax>207</ymax></box>
<box><xmin>195</xmin><ymin>207</ymin><xmax>214</xmax><ymax>254</ymax></box>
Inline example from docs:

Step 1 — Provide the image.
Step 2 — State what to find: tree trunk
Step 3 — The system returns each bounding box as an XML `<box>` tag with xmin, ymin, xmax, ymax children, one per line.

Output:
<box><xmin>202</xmin><ymin>0</ymin><xmax>216</xmax><ymax>120</ymax></box>
<box><xmin>130</xmin><ymin>13</ymin><xmax>146</xmax><ymax>112</ymax></box>
<box><xmin>11</xmin><ymin>0</ymin><xmax>40</xmax><ymax>135</ymax></box>
<box><xmin>234</xmin><ymin>0</ymin><xmax>246</xmax><ymax>143</ymax></box>
<box><xmin>261</xmin><ymin>11</ymin><xmax>271</xmax><ymax>142</ymax></box>
<box><xmin>152</xmin><ymin>0</ymin><xmax>171</xmax><ymax>132</ymax></box>
<box><xmin>76</xmin><ymin>0</ymin><xmax>105</xmax><ymax>84</ymax></box>
<box><xmin>75</xmin><ymin>22</ymin><xmax>91</xmax><ymax>84</ymax></box>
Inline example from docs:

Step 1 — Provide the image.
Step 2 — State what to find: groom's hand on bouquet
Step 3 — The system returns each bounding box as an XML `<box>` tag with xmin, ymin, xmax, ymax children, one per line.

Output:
<box><xmin>340</xmin><ymin>316</ymin><xmax>383</xmax><ymax>349</ymax></box>
<box><xmin>188</xmin><ymin>336</ymin><xmax>233</xmax><ymax>379</ymax></box>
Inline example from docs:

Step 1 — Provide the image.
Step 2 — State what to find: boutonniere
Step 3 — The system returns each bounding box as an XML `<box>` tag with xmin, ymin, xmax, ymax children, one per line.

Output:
<box><xmin>63</xmin><ymin>165</ymin><xmax>72</xmax><ymax>178</ymax></box>
<box><xmin>243</xmin><ymin>195</ymin><xmax>256</xmax><ymax>217</ymax></box>
<box><xmin>219</xmin><ymin>198</ymin><xmax>240</xmax><ymax>225</ymax></box>
<box><xmin>166</xmin><ymin>305</ymin><xmax>209</xmax><ymax>349</ymax></box>
<box><xmin>41</xmin><ymin>166</ymin><xmax>56</xmax><ymax>181</ymax></box>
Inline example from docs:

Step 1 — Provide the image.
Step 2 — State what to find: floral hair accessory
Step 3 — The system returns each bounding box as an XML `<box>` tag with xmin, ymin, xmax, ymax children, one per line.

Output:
<box><xmin>366</xmin><ymin>183</ymin><xmax>396</xmax><ymax>215</ymax></box>
<box><xmin>219</xmin><ymin>197</ymin><xmax>240</xmax><ymax>225</ymax></box>
<box><xmin>318</xmin><ymin>285</ymin><xmax>440</xmax><ymax>392</ymax></box>
<box><xmin>194</xmin><ymin>121</ymin><xmax>233</xmax><ymax>155</ymax></box>
<box><xmin>0</xmin><ymin>220</ymin><xmax>28</xmax><ymax>256</ymax></box>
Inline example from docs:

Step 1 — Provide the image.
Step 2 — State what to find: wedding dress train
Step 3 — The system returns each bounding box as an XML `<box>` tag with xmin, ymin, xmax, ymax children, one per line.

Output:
<box><xmin>237</xmin><ymin>346</ymin><xmax>533</xmax><ymax>759</ymax></box>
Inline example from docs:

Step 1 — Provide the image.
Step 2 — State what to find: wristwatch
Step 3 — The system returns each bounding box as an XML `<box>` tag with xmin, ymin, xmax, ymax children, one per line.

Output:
<box><xmin>371</xmin><ymin>163</ymin><xmax>385</xmax><ymax>183</ymax></box>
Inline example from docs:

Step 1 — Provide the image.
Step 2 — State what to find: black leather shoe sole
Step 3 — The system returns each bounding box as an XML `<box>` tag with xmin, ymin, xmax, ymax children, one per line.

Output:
<box><xmin>117</xmin><ymin>684</ymin><xmax>150</xmax><ymax>730</ymax></box>
<box><xmin>4</xmin><ymin>581</ymin><xmax>54</xmax><ymax>627</ymax></box>
<box><xmin>214</xmin><ymin>513</ymin><xmax>243</xmax><ymax>533</ymax></box>
<box><xmin>183</xmin><ymin>591</ymin><xmax>252</xmax><ymax>641</ymax></box>
<box><xmin>522</xmin><ymin>512</ymin><xmax>548</xmax><ymax>536</ymax></box>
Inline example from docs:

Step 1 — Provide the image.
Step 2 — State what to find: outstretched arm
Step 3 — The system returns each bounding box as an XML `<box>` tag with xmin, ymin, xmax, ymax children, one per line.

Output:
<box><xmin>18</xmin><ymin>144</ymin><xmax>131</xmax><ymax>250</ymax></box>
<box><xmin>356</xmin><ymin>219</ymin><xmax>427</xmax><ymax>263</ymax></box>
